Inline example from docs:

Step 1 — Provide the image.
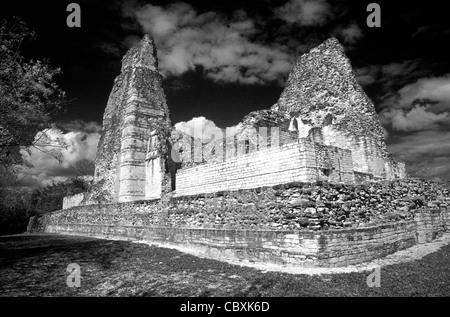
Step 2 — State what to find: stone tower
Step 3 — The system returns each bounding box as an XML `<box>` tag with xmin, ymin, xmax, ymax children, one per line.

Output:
<box><xmin>273</xmin><ymin>38</ymin><xmax>405</xmax><ymax>179</ymax></box>
<box><xmin>94</xmin><ymin>35</ymin><xmax>171</xmax><ymax>202</ymax></box>
<box><xmin>274</xmin><ymin>38</ymin><xmax>387</xmax><ymax>149</ymax></box>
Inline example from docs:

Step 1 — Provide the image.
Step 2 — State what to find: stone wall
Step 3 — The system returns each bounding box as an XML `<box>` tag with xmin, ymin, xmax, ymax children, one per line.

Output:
<box><xmin>168</xmin><ymin>115</ymin><xmax>405</xmax><ymax>198</ymax></box>
<box><xmin>93</xmin><ymin>35</ymin><xmax>171</xmax><ymax>203</ymax></box>
<box><xmin>62</xmin><ymin>193</ymin><xmax>87</xmax><ymax>210</ymax></box>
<box><xmin>321</xmin><ymin>125</ymin><xmax>406</xmax><ymax>179</ymax></box>
<box><xmin>274</xmin><ymin>38</ymin><xmax>389</xmax><ymax>159</ymax></box>
<box><xmin>87</xmin><ymin>36</ymin><xmax>406</xmax><ymax>210</ymax></box>
<box><xmin>272</xmin><ymin>37</ymin><xmax>406</xmax><ymax>181</ymax></box>
<box><xmin>171</xmin><ymin>127</ymin><xmax>283</xmax><ymax>168</ymax></box>
<box><xmin>62</xmin><ymin>194</ymin><xmax>102</xmax><ymax>210</ymax></box>
<box><xmin>28</xmin><ymin>208</ymin><xmax>448</xmax><ymax>268</ymax></box>
<box><xmin>447</xmin><ymin>208</ymin><xmax>450</xmax><ymax>229</ymax></box>
<box><xmin>175</xmin><ymin>139</ymin><xmax>354</xmax><ymax>196</ymax></box>
<box><xmin>29</xmin><ymin>179</ymin><xmax>449</xmax><ymax>267</ymax></box>
<box><xmin>55</xmin><ymin>179</ymin><xmax>450</xmax><ymax>231</ymax></box>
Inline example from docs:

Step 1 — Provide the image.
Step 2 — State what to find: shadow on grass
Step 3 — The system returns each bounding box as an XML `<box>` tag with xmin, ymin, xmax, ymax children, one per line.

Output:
<box><xmin>0</xmin><ymin>234</ymin><xmax>449</xmax><ymax>296</ymax></box>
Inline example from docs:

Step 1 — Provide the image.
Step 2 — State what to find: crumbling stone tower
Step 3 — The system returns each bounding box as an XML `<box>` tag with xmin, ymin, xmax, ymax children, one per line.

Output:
<box><xmin>273</xmin><ymin>38</ymin><xmax>405</xmax><ymax>179</ymax></box>
<box><xmin>94</xmin><ymin>35</ymin><xmax>171</xmax><ymax>202</ymax></box>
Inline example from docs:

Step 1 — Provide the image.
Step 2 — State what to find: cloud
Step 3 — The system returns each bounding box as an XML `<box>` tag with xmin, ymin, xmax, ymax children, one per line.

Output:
<box><xmin>97</xmin><ymin>42</ymin><xmax>122</xmax><ymax>57</ymax></box>
<box><xmin>354</xmin><ymin>68</ymin><xmax>450</xmax><ymax>180</ymax></box>
<box><xmin>121</xmin><ymin>35</ymin><xmax>141</xmax><ymax>48</ymax></box>
<box><xmin>379</xmin><ymin>74</ymin><xmax>450</xmax><ymax>131</ymax></box>
<box><xmin>17</xmin><ymin>126</ymin><xmax>100</xmax><ymax>187</ymax></box>
<box><xmin>391</xmin><ymin>74</ymin><xmax>450</xmax><ymax>109</ymax></box>
<box><xmin>405</xmin><ymin>157</ymin><xmax>450</xmax><ymax>181</ymax></box>
<box><xmin>381</xmin><ymin>105</ymin><xmax>450</xmax><ymax>131</ymax></box>
<box><xmin>354</xmin><ymin>65</ymin><xmax>379</xmax><ymax>86</ymax></box>
<box><xmin>123</xmin><ymin>2</ymin><xmax>294</xmax><ymax>84</ymax></box>
<box><xmin>387</xmin><ymin>130</ymin><xmax>450</xmax><ymax>180</ymax></box>
<box><xmin>174</xmin><ymin>116</ymin><xmax>241</xmax><ymax>142</ymax></box>
<box><xmin>355</xmin><ymin>60</ymin><xmax>424</xmax><ymax>88</ymax></box>
<box><xmin>334</xmin><ymin>23</ymin><xmax>363</xmax><ymax>44</ymax></box>
<box><xmin>354</xmin><ymin>66</ymin><xmax>450</xmax><ymax>179</ymax></box>
<box><xmin>380</xmin><ymin>60</ymin><xmax>421</xmax><ymax>77</ymax></box>
<box><xmin>273</xmin><ymin>0</ymin><xmax>332</xmax><ymax>26</ymax></box>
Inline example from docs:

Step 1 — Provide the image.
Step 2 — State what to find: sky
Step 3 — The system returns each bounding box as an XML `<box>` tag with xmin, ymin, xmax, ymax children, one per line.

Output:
<box><xmin>1</xmin><ymin>0</ymin><xmax>450</xmax><ymax>185</ymax></box>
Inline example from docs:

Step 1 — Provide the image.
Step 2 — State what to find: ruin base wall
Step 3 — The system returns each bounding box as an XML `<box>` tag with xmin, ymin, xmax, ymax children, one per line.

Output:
<box><xmin>29</xmin><ymin>180</ymin><xmax>449</xmax><ymax>268</ymax></box>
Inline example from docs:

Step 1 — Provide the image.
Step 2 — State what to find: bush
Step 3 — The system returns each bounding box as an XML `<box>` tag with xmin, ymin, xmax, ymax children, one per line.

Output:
<box><xmin>0</xmin><ymin>177</ymin><xmax>91</xmax><ymax>235</ymax></box>
<box><xmin>0</xmin><ymin>188</ymin><xmax>32</xmax><ymax>235</ymax></box>
<box><xmin>29</xmin><ymin>178</ymin><xmax>92</xmax><ymax>215</ymax></box>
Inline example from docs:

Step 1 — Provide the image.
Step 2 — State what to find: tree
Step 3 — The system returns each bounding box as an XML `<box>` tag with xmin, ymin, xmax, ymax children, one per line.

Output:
<box><xmin>0</xmin><ymin>167</ymin><xmax>32</xmax><ymax>235</ymax></box>
<box><xmin>29</xmin><ymin>178</ymin><xmax>91</xmax><ymax>215</ymax></box>
<box><xmin>0</xmin><ymin>17</ymin><xmax>66</xmax><ymax>167</ymax></box>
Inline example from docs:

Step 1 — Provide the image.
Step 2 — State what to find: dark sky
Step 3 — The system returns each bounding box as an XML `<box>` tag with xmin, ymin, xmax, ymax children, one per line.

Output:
<box><xmin>2</xmin><ymin>0</ymin><xmax>450</xmax><ymax>183</ymax></box>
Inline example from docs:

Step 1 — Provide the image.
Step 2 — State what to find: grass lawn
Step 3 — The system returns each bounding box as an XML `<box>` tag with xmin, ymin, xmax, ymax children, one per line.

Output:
<box><xmin>0</xmin><ymin>234</ymin><xmax>448</xmax><ymax>297</ymax></box>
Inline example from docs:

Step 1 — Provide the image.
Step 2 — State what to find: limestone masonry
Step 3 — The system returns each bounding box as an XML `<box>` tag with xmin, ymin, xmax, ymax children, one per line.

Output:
<box><xmin>29</xmin><ymin>35</ymin><xmax>449</xmax><ymax>268</ymax></box>
<box><xmin>29</xmin><ymin>179</ymin><xmax>450</xmax><ymax>267</ymax></box>
<box><xmin>73</xmin><ymin>35</ymin><xmax>406</xmax><ymax>207</ymax></box>
<box><xmin>93</xmin><ymin>35</ymin><xmax>171</xmax><ymax>203</ymax></box>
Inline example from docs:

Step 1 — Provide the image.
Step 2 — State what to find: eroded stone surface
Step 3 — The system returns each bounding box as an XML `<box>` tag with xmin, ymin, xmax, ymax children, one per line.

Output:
<box><xmin>32</xmin><ymin>36</ymin><xmax>449</xmax><ymax>270</ymax></box>
<box><xmin>94</xmin><ymin>35</ymin><xmax>171</xmax><ymax>203</ymax></box>
<box><xmin>70</xmin><ymin>37</ymin><xmax>406</xmax><ymax>208</ymax></box>
<box><xmin>274</xmin><ymin>38</ymin><xmax>383</xmax><ymax>142</ymax></box>
<box><xmin>28</xmin><ymin>179</ymin><xmax>450</xmax><ymax>268</ymax></box>
<box><xmin>273</xmin><ymin>38</ymin><xmax>404</xmax><ymax>178</ymax></box>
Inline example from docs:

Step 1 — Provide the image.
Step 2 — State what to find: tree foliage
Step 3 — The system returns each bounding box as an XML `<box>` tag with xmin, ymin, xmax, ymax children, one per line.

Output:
<box><xmin>0</xmin><ymin>188</ymin><xmax>32</xmax><ymax>235</ymax></box>
<box><xmin>0</xmin><ymin>171</ymin><xmax>92</xmax><ymax>235</ymax></box>
<box><xmin>29</xmin><ymin>178</ymin><xmax>92</xmax><ymax>215</ymax></box>
<box><xmin>0</xmin><ymin>166</ymin><xmax>31</xmax><ymax>235</ymax></box>
<box><xmin>0</xmin><ymin>17</ymin><xmax>66</xmax><ymax>167</ymax></box>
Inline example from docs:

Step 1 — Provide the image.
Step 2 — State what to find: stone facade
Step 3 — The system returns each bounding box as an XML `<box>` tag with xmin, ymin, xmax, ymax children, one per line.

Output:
<box><xmin>93</xmin><ymin>35</ymin><xmax>171</xmax><ymax>203</ymax></box>
<box><xmin>273</xmin><ymin>38</ymin><xmax>405</xmax><ymax>179</ymax></box>
<box><xmin>175</xmin><ymin>139</ymin><xmax>354</xmax><ymax>196</ymax></box>
<box><xmin>33</xmin><ymin>35</ymin><xmax>444</xmax><ymax>268</ymax></box>
<box><xmin>80</xmin><ymin>35</ymin><xmax>407</xmax><ymax>207</ymax></box>
<box><xmin>29</xmin><ymin>180</ymin><xmax>450</xmax><ymax>267</ymax></box>
<box><xmin>165</xmin><ymin>38</ymin><xmax>405</xmax><ymax>200</ymax></box>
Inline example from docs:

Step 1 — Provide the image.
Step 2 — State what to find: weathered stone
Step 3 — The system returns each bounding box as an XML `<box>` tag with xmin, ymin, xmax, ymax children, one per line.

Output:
<box><xmin>93</xmin><ymin>35</ymin><xmax>171</xmax><ymax>203</ymax></box>
<box><xmin>273</xmin><ymin>37</ymin><xmax>405</xmax><ymax>180</ymax></box>
<box><xmin>52</xmin><ymin>36</ymin><xmax>450</xmax><ymax>271</ymax></box>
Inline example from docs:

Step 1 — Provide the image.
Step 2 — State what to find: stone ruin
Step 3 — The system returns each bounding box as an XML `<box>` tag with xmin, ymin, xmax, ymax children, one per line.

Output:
<box><xmin>29</xmin><ymin>35</ymin><xmax>450</xmax><ymax>268</ymax></box>
<box><xmin>92</xmin><ymin>35</ymin><xmax>172</xmax><ymax>203</ymax></box>
<box><xmin>64</xmin><ymin>35</ymin><xmax>406</xmax><ymax>208</ymax></box>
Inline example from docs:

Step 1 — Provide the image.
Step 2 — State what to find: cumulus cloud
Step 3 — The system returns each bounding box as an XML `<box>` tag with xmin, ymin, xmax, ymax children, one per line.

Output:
<box><xmin>387</xmin><ymin>130</ymin><xmax>450</xmax><ymax>180</ymax></box>
<box><xmin>354</xmin><ymin>65</ymin><xmax>379</xmax><ymax>86</ymax></box>
<box><xmin>334</xmin><ymin>23</ymin><xmax>363</xmax><ymax>44</ymax></box>
<box><xmin>118</xmin><ymin>1</ymin><xmax>372</xmax><ymax>84</ymax></box>
<box><xmin>175</xmin><ymin>116</ymin><xmax>241</xmax><ymax>142</ymax></box>
<box><xmin>123</xmin><ymin>2</ymin><xmax>294</xmax><ymax>84</ymax></box>
<box><xmin>380</xmin><ymin>60</ymin><xmax>421</xmax><ymax>78</ymax></box>
<box><xmin>273</xmin><ymin>0</ymin><xmax>332</xmax><ymax>26</ymax></box>
<box><xmin>17</xmin><ymin>125</ymin><xmax>100</xmax><ymax>187</ymax></box>
<box><xmin>355</xmin><ymin>60</ymin><xmax>423</xmax><ymax>88</ymax></box>
<box><xmin>391</xmin><ymin>74</ymin><xmax>450</xmax><ymax>109</ymax></box>
<box><xmin>379</xmin><ymin>74</ymin><xmax>450</xmax><ymax>131</ymax></box>
<box><xmin>381</xmin><ymin>105</ymin><xmax>450</xmax><ymax>131</ymax></box>
<box><xmin>406</xmin><ymin>157</ymin><xmax>450</xmax><ymax>181</ymax></box>
<box><xmin>353</xmin><ymin>66</ymin><xmax>450</xmax><ymax>179</ymax></box>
